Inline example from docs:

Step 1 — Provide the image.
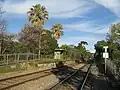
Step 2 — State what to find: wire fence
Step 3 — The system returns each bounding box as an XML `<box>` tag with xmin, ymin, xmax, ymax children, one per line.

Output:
<box><xmin>0</xmin><ymin>53</ymin><xmax>81</xmax><ymax>67</ymax></box>
<box><xmin>0</xmin><ymin>53</ymin><xmax>37</xmax><ymax>67</ymax></box>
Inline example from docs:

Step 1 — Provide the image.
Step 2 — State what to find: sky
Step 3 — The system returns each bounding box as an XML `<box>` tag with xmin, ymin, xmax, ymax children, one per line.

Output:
<box><xmin>0</xmin><ymin>0</ymin><xmax>120</xmax><ymax>53</ymax></box>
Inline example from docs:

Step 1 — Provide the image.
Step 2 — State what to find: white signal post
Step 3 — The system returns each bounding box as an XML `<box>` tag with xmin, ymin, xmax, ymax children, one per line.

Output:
<box><xmin>103</xmin><ymin>46</ymin><xmax>109</xmax><ymax>73</ymax></box>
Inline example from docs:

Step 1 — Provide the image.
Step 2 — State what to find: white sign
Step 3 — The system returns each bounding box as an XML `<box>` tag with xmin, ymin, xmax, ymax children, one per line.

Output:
<box><xmin>103</xmin><ymin>46</ymin><xmax>108</xmax><ymax>48</ymax></box>
<box><xmin>103</xmin><ymin>52</ymin><xmax>109</xmax><ymax>58</ymax></box>
<box><xmin>103</xmin><ymin>46</ymin><xmax>108</xmax><ymax>52</ymax></box>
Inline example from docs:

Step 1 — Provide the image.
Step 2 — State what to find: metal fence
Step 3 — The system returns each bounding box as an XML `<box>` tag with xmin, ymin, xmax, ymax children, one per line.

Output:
<box><xmin>106</xmin><ymin>60</ymin><xmax>120</xmax><ymax>80</ymax></box>
<box><xmin>0</xmin><ymin>53</ymin><xmax>80</xmax><ymax>67</ymax></box>
<box><xmin>0</xmin><ymin>53</ymin><xmax>54</xmax><ymax>67</ymax></box>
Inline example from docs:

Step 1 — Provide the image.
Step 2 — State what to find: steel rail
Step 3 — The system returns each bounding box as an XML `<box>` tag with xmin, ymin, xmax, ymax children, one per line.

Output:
<box><xmin>0</xmin><ymin>69</ymin><xmax>51</xmax><ymax>81</ymax></box>
<box><xmin>79</xmin><ymin>64</ymin><xmax>92</xmax><ymax>90</ymax></box>
<box><xmin>47</xmin><ymin>64</ymin><xmax>88</xmax><ymax>90</ymax></box>
<box><xmin>0</xmin><ymin>63</ymin><xmax>77</xmax><ymax>90</ymax></box>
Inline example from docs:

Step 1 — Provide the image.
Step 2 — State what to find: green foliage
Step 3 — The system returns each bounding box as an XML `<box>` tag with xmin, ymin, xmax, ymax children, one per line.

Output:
<box><xmin>94</xmin><ymin>40</ymin><xmax>108</xmax><ymax>53</ymax></box>
<box><xmin>19</xmin><ymin>24</ymin><xmax>40</xmax><ymax>53</ymax></box>
<box><xmin>60</xmin><ymin>43</ymin><xmax>90</xmax><ymax>61</ymax></box>
<box><xmin>19</xmin><ymin>24</ymin><xmax>58</xmax><ymax>54</ymax></box>
<box><xmin>60</xmin><ymin>44</ymin><xmax>69</xmax><ymax>54</ymax></box>
<box><xmin>75</xmin><ymin>41</ymin><xmax>89</xmax><ymax>60</ymax></box>
<box><xmin>94</xmin><ymin>40</ymin><xmax>108</xmax><ymax>62</ymax></box>
<box><xmin>11</xmin><ymin>42</ymin><xmax>28</xmax><ymax>53</ymax></box>
<box><xmin>80</xmin><ymin>41</ymin><xmax>88</xmax><ymax>45</ymax></box>
<box><xmin>27</xmin><ymin>4</ymin><xmax>48</xmax><ymax>28</ymax></box>
<box><xmin>40</xmin><ymin>29</ymin><xmax>58</xmax><ymax>54</ymax></box>
<box><xmin>0</xmin><ymin>31</ymin><xmax>15</xmax><ymax>54</ymax></box>
<box><xmin>51</xmin><ymin>23</ymin><xmax>64</xmax><ymax>39</ymax></box>
<box><xmin>0</xmin><ymin>6</ymin><xmax>12</xmax><ymax>54</ymax></box>
<box><xmin>109</xmin><ymin>23</ymin><xmax>120</xmax><ymax>42</ymax></box>
<box><xmin>94</xmin><ymin>22</ymin><xmax>120</xmax><ymax>65</ymax></box>
<box><xmin>0</xmin><ymin>4</ymin><xmax>63</xmax><ymax>56</ymax></box>
<box><xmin>107</xmin><ymin>23</ymin><xmax>120</xmax><ymax>65</ymax></box>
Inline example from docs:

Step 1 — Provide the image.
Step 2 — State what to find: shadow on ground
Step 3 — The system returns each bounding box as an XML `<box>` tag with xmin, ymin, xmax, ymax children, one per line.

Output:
<box><xmin>91</xmin><ymin>64</ymin><xmax>120</xmax><ymax>90</ymax></box>
<box><xmin>50</xmin><ymin>63</ymin><xmax>120</xmax><ymax>90</ymax></box>
<box><xmin>51</xmin><ymin>63</ymin><xmax>93</xmax><ymax>90</ymax></box>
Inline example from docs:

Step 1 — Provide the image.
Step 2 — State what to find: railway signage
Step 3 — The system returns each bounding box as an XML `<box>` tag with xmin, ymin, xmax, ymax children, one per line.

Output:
<box><xmin>103</xmin><ymin>52</ymin><xmax>109</xmax><ymax>58</ymax></box>
<box><xmin>103</xmin><ymin>46</ymin><xmax>108</xmax><ymax>53</ymax></box>
<box><xmin>103</xmin><ymin>46</ymin><xmax>109</xmax><ymax>73</ymax></box>
<box><xmin>103</xmin><ymin>46</ymin><xmax>109</xmax><ymax>58</ymax></box>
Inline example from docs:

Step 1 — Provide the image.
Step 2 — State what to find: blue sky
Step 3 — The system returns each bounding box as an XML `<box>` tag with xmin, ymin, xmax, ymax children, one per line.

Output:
<box><xmin>1</xmin><ymin>0</ymin><xmax>120</xmax><ymax>53</ymax></box>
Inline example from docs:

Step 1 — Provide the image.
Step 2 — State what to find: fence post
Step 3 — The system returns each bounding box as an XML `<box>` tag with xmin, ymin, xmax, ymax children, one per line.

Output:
<box><xmin>17</xmin><ymin>54</ymin><xmax>19</xmax><ymax>65</ymax></box>
<box><xmin>33</xmin><ymin>53</ymin><xmax>34</xmax><ymax>60</ymax></box>
<box><xmin>6</xmin><ymin>54</ymin><xmax>8</xmax><ymax>67</ymax></box>
<box><xmin>46</xmin><ymin>55</ymin><xmax>47</xmax><ymax>61</ymax></box>
<box><xmin>3</xmin><ymin>54</ymin><xmax>5</xmax><ymax>65</ymax></box>
<box><xmin>15</xmin><ymin>54</ymin><xmax>16</xmax><ymax>64</ymax></box>
<box><xmin>26</xmin><ymin>53</ymin><xmax>29</xmax><ymax>69</ymax></box>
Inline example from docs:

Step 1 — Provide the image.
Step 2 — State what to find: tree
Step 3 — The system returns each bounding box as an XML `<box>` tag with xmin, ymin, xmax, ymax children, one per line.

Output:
<box><xmin>51</xmin><ymin>24</ymin><xmax>64</xmax><ymax>40</ymax></box>
<box><xmin>60</xmin><ymin>44</ymin><xmax>69</xmax><ymax>50</ymax></box>
<box><xmin>77</xmin><ymin>41</ymin><xmax>88</xmax><ymax>50</ymax></box>
<box><xmin>27</xmin><ymin>4</ymin><xmax>48</xmax><ymax>56</ymax></box>
<box><xmin>0</xmin><ymin>6</ymin><xmax>16</xmax><ymax>54</ymax></box>
<box><xmin>19</xmin><ymin>24</ymin><xmax>58</xmax><ymax>54</ymax></box>
<box><xmin>94</xmin><ymin>40</ymin><xmax>108</xmax><ymax>62</ymax></box>
<box><xmin>108</xmin><ymin>23</ymin><xmax>120</xmax><ymax>43</ymax></box>
<box><xmin>10</xmin><ymin>41</ymin><xmax>28</xmax><ymax>53</ymax></box>
<box><xmin>27</xmin><ymin>4</ymin><xmax>48</xmax><ymax>28</ymax></box>
<box><xmin>106</xmin><ymin>22</ymin><xmax>120</xmax><ymax>65</ymax></box>
<box><xmin>94</xmin><ymin>40</ymin><xmax>108</xmax><ymax>52</ymax></box>
<box><xmin>80</xmin><ymin>41</ymin><xmax>88</xmax><ymax>45</ymax></box>
<box><xmin>19</xmin><ymin>24</ymin><xmax>40</xmax><ymax>53</ymax></box>
<box><xmin>0</xmin><ymin>31</ymin><xmax>15</xmax><ymax>54</ymax></box>
<box><xmin>40</xmin><ymin>29</ymin><xmax>58</xmax><ymax>55</ymax></box>
<box><xmin>60</xmin><ymin>43</ymin><xmax>90</xmax><ymax>61</ymax></box>
<box><xmin>75</xmin><ymin>41</ymin><xmax>88</xmax><ymax>61</ymax></box>
<box><xmin>60</xmin><ymin>44</ymin><xmax>69</xmax><ymax>57</ymax></box>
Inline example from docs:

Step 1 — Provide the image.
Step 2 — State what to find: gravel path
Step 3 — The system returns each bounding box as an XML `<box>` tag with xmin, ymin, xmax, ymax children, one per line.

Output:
<box><xmin>4</xmin><ymin>63</ymin><xmax>84</xmax><ymax>90</ymax></box>
<box><xmin>7</xmin><ymin>74</ymin><xmax>58</xmax><ymax>90</ymax></box>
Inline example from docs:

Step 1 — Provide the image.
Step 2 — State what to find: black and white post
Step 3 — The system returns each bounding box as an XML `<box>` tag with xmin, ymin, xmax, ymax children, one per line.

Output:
<box><xmin>103</xmin><ymin>46</ymin><xmax>109</xmax><ymax>74</ymax></box>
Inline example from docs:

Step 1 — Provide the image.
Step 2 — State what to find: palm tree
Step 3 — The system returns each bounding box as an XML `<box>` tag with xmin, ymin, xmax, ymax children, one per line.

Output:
<box><xmin>27</xmin><ymin>4</ymin><xmax>48</xmax><ymax>57</ymax></box>
<box><xmin>78</xmin><ymin>41</ymin><xmax>88</xmax><ymax>61</ymax></box>
<box><xmin>27</xmin><ymin>4</ymin><xmax>48</xmax><ymax>28</ymax></box>
<box><xmin>51</xmin><ymin>24</ymin><xmax>64</xmax><ymax>40</ymax></box>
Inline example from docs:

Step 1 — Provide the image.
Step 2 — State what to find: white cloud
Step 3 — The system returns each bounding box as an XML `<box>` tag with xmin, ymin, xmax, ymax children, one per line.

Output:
<box><xmin>93</xmin><ymin>0</ymin><xmax>120</xmax><ymax>18</ymax></box>
<box><xmin>64</xmin><ymin>21</ymin><xmax>110</xmax><ymax>34</ymax></box>
<box><xmin>64</xmin><ymin>19</ymin><xmax>120</xmax><ymax>34</ymax></box>
<box><xmin>60</xmin><ymin>19</ymin><xmax>120</xmax><ymax>52</ymax></box>
<box><xmin>3</xmin><ymin>0</ymin><xmax>96</xmax><ymax>18</ymax></box>
<box><xmin>58</xmin><ymin>35</ymin><xmax>104</xmax><ymax>53</ymax></box>
<box><xmin>95</xmin><ymin>26</ymin><xmax>109</xmax><ymax>34</ymax></box>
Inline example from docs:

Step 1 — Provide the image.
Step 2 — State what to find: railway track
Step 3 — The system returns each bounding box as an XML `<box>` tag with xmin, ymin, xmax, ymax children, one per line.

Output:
<box><xmin>0</xmin><ymin>62</ymin><xmax>78</xmax><ymax>90</ymax></box>
<box><xmin>46</xmin><ymin>63</ymin><xmax>92</xmax><ymax>90</ymax></box>
<box><xmin>0</xmin><ymin>69</ymin><xmax>52</xmax><ymax>90</ymax></box>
